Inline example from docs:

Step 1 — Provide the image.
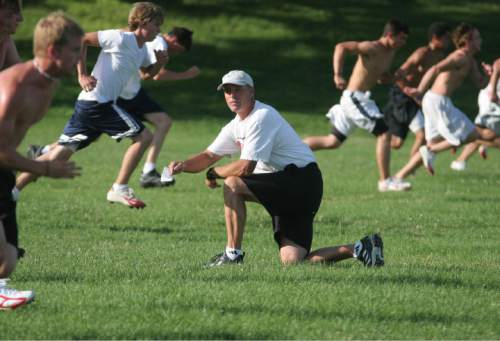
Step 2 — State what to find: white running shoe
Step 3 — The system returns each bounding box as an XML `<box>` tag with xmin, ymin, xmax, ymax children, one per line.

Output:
<box><xmin>0</xmin><ymin>279</ymin><xmax>35</xmax><ymax>310</ymax></box>
<box><xmin>479</xmin><ymin>145</ymin><xmax>488</xmax><ymax>160</ymax></box>
<box><xmin>450</xmin><ymin>160</ymin><xmax>466</xmax><ymax>171</ymax></box>
<box><xmin>419</xmin><ymin>145</ymin><xmax>435</xmax><ymax>175</ymax></box>
<box><xmin>378</xmin><ymin>177</ymin><xmax>412</xmax><ymax>192</ymax></box>
<box><xmin>107</xmin><ymin>186</ymin><xmax>146</xmax><ymax>209</ymax></box>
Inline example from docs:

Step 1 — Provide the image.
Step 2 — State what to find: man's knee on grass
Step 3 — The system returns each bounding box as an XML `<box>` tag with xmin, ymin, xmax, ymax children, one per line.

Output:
<box><xmin>279</xmin><ymin>238</ymin><xmax>308</xmax><ymax>265</ymax></box>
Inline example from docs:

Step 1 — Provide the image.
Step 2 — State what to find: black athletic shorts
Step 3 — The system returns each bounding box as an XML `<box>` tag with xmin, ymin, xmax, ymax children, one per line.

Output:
<box><xmin>116</xmin><ymin>87</ymin><xmax>166</xmax><ymax>121</ymax></box>
<box><xmin>241</xmin><ymin>162</ymin><xmax>323</xmax><ymax>252</ymax></box>
<box><xmin>383</xmin><ymin>85</ymin><xmax>420</xmax><ymax>140</ymax></box>
<box><xmin>0</xmin><ymin>168</ymin><xmax>22</xmax><ymax>257</ymax></box>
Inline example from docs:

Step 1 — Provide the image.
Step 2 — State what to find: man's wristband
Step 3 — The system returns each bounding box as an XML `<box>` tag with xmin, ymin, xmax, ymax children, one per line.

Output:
<box><xmin>206</xmin><ymin>167</ymin><xmax>220</xmax><ymax>181</ymax></box>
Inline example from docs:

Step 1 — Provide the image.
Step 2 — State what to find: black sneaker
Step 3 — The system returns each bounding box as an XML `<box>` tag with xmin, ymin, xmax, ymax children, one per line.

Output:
<box><xmin>208</xmin><ymin>251</ymin><xmax>245</xmax><ymax>267</ymax></box>
<box><xmin>140</xmin><ymin>169</ymin><xmax>175</xmax><ymax>188</ymax></box>
<box><xmin>354</xmin><ymin>233</ymin><xmax>384</xmax><ymax>267</ymax></box>
<box><xmin>27</xmin><ymin>145</ymin><xmax>44</xmax><ymax>160</ymax></box>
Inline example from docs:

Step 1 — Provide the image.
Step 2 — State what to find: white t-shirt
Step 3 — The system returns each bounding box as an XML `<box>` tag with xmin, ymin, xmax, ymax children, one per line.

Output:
<box><xmin>78</xmin><ymin>30</ymin><xmax>151</xmax><ymax>103</ymax></box>
<box><xmin>120</xmin><ymin>34</ymin><xmax>168</xmax><ymax>100</ymax></box>
<box><xmin>208</xmin><ymin>100</ymin><xmax>316</xmax><ymax>173</ymax></box>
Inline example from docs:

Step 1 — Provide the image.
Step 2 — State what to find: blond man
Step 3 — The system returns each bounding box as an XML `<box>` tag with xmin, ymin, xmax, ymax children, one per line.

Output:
<box><xmin>0</xmin><ymin>12</ymin><xmax>83</xmax><ymax>310</ymax></box>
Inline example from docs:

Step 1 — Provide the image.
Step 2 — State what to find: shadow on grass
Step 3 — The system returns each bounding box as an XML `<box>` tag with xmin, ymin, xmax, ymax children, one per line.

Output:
<box><xmin>108</xmin><ymin>226</ymin><xmax>172</xmax><ymax>235</ymax></box>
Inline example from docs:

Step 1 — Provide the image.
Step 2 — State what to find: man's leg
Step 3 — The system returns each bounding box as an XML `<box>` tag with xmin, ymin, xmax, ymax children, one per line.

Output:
<box><xmin>144</xmin><ymin>112</ymin><xmax>172</xmax><ymax>167</ymax></box>
<box><xmin>410</xmin><ymin>129</ymin><xmax>425</xmax><ymax>157</ymax></box>
<box><xmin>0</xmin><ymin>224</ymin><xmax>17</xmax><ymax>278</ymax></box>
<box><xmin>16</xmin><ymin>145</ymin><xmax>75</xmax><ymax>191</ymax></box>
<box><xmin>113</xmin><ymin>129</ymin><xmax>153</xmax><ymax>185</ymax></box>
<box><xmin>303</xmin><ymin>134</ymin><xmax>342</xmax><ymax>151</ymax></box>
<box><xmin>375</xmin><ymin>132</ymin><xmax>391</xmax><ymax>181</ymax></box>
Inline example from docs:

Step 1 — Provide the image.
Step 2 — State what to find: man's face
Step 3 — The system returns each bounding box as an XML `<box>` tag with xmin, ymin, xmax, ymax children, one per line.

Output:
<box><xmin>388</xmin><ymin>32</ymin><xmax>408</xmax><ymax>49</ymax></box>
<box><xmin>166</xmin><ymin>36</ymin><xmax>186</xmax><ymax>54</ymax></box>
<box><xmin>222</xmin><ymin>84</ymin><xmax>254</xmax><ymax>114</ymax></box>
<box><xmin>53</xmin><ymin>35</ymin><xmax>82</xmax><ymax>76</ymax></box>
<box><xmin>0</xmin><ymin>0</ymin><xmax>23</xmax><ymax>35</ymax></box>
<box><xmin>469</xmin><ymin>29</ymin><xmax>481</xmax><ymax>52</ymax></box>
<box><xmin>433</xmin><ymin>32</ymin><xmax>451</xmax><ymax>50</ymax></box>
<box><xmin>141</xmin><ymin>19</ymin><xmax>162</xmax><ymax>42</ymax></box>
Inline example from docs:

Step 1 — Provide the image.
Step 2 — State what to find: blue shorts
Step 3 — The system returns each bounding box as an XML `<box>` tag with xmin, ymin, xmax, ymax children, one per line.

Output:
<box><xmin>116</xmin><ymin>87</ymin><xmax>166</xmax><ymax>121</ymax></box>
<box><xmin>59</xmin><ymin>100</ymin><xmax>145</xmax><ymax>151</ymax></box>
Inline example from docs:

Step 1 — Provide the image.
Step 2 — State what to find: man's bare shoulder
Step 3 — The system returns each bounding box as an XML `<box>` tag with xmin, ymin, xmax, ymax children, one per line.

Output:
<box><xmin>0</xmin><ymin>62</ymin><xmax>36</xmax><ymax>98</ymax></box>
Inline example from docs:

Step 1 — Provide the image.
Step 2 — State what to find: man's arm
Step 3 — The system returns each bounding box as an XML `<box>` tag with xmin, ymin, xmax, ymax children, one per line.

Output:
<box><xmin>169</xmin><ymin>150</ymin><xmax>223</xmax><ymax>174</ymax></box>
<box><xmin>415</xmin><ymin>51</ymin><xmax>465</xmax><ymax>94</ymax></box>
<box><xmin>489</xmin><ymin>58</ymin><xmax>500</xmax><ymax>102</ymax></box>
<box><xmin>77</xmin><ymin>32</ymin><xmax>99</xmax><ymax>92</ymax></box>
<box><xmin>333</xmin><ymin>41</ymin><xmax>376</xmax><ymax>89</ymax></box>
<box><xmin>153</xmin><ymin>66</ymin><xmax>200</xmax><ymax>81</ymax></box>
<box><xmin>393</xmin><ymin>47</ymin><xmax>428</xmax><ymax>87</ymax></box>
<box><xmin>139</xmin><ymin>49</ymin><xmax>169</xmax><ymax>80</ymax></box>
<box><xmin>0</xmin><ymin>90</ymin><xmax>74</xmax><ymax>177</ymax></box>
<box><xmin>469</xmin><ymin>59</ymin><xmax>489</xmax><ymax>89</ymax></box>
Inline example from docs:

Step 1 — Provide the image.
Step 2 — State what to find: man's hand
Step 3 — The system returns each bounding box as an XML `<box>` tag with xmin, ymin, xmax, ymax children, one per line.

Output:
<box><xmin>205</xmin><ymin>178</ymin><xmax>220</xmax><ymax>189</ymax></box>
<box><xmin>44</xmin><ymin>160</ymin><xmax>81</xmax><ymax>178</ymax></box>
<box><xmin>186</xmin><ymin>66</ymin><xmax>201</xmax><ymax>78</ymax></box>
<box><xmin>78</xmin><ymin>74</ymin><xmax>97</xmax><ymax>92</ymax></box>
<box><xmin>334</xmin><ymin>74</ymin><xmax>346</xmax><ymax>90</ymax></box>
<box><xmin>154</xmin><ymin>50</ymin><xmax>169</xmax><ymax>65</ymax></box>
<box><xmin>403</xmin><ymin>86</ymin><xmax>423</xmax><ymax>105</ymax></box>
<box><xmin>482</xmin><ymin>62</ymin><xmax>493</xmax><ymax>77</ymax></box>
<box><xmin>168</xmin><ymin>160</ymin><xmax>184</xmax><ymax>175</ymax></box>
<box><xmin>489</xmin><ymin>88</ymin><xmax>499</xmax><ymax>103</ymax></box>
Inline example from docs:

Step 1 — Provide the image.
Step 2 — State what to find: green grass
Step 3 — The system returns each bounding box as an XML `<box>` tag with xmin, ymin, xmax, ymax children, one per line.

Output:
<box><xmin>2</xmin><ymin>0</ymin><xmax>500</xmax><ymax>339</ymax></box>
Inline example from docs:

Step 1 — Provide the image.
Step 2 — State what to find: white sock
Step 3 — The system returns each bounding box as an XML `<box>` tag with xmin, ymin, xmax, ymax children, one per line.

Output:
<box><xmin>112</xmin><ymin>183</ymin><xmax>129</xmax><ymax>192</ymax></box>
<box><xmin>41</xmin><ymin>145</ymin><xmax>51</xmax><ymax>154</ymax></box>
<box><xmin>11</xmin><ymin>187</ymin><xmax>20</xmax><ymax>202</ymax></box>
<box><xmin>143</xmin><ymin>162</ymin><xmax>155</xmax><ymax>174</ymax></box>
<box><xmin>225</xmin><ymin>247</ymin><xmax>243</xmax><ymax>260</ymax></box>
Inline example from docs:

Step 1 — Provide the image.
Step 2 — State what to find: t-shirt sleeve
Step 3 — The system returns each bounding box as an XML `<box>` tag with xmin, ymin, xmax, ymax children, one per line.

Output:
<box><xmin>207</xmin><ymin>123</ymin><xmax>240</xmax><ymax>156</ymax></box>
<box><xmin>97</xmin><ymin>29</ymin><xmax>122</xmax><ymax>51</ymax></box>
<box><xmin>142</xmin><ymin>36</ymin><xmax>168</xmax><ymax>67</ymax></box>
<box><xmin>240</xmin><ymin>113</ymin><xmax>278</xmax><ymax>162</ymax></box>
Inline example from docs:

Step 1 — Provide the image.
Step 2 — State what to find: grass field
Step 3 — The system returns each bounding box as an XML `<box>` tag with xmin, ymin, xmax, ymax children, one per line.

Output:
<box><xmin>2</xmin><ymin>0</ymin><xmax>500</xmax><ymax>339</ymax></box>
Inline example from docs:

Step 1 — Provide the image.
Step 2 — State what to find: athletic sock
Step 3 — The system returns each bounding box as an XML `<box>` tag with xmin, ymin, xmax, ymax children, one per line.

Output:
<box><xmin>112</xmin><ymin>183</ymin><xmax>129</xmax><ymax>192</ymax></box>
<box><xmin>225</xmin><ymin>247</ymin><xmax>243</xmax><ymax>260</ymax></box>
<box><xmin>11</xmin><ymin>187</ymin><xmax>20</xmax><ymax>202</ymax></box>
<box><xmin>143</xmin><ymin>162</ymin><xmax>156</xmax><ymax>174</ymax></box>
<box><xmin>41</xmin><ymin>145</ymin><xmax>51</xmax><ymax>154</ymax></box>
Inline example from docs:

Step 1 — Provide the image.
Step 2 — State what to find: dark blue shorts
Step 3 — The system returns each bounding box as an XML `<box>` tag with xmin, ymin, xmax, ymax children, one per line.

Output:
<box><xmin>59</xmin><ymin>100</ymin><xmax>145</xmax><ymax>151</ymax></box>
<box><xmin>116</xmin><ymin>87</ymin><xmax>166</xmax><ymax>121</ymax></box>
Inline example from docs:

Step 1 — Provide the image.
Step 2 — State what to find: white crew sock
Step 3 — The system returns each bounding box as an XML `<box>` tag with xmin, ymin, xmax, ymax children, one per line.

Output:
<box><xmin>112</xmin><ymin>183</ymin><xmax>129</xmax><ymax>192</ymax></box>
<box><xmin>225</xmin><ymin>247</ymin><xmax>243</xmax><ymax>260</ymax></box>
<box><xmin>143</xmin><ymin>162</ymin><xmax>156</xmax><ymax>174</ymax></box>
<box><xmin>41</xmin><ymin>145</ymin><xmax>51</xmax><ymax>154</ymax></box>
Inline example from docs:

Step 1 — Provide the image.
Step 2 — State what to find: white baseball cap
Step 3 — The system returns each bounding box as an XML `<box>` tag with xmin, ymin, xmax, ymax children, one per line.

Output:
<box><xmin>217</xmin><ymin>70</ymin><xmax>254</xmax><ymax>91</ymax></box>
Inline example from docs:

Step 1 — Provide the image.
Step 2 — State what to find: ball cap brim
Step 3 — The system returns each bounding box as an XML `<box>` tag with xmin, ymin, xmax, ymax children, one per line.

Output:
<box><xmin>217</xmin><ymin>70</ymin><xmax>254</xmax><ymax>90</ymax></box>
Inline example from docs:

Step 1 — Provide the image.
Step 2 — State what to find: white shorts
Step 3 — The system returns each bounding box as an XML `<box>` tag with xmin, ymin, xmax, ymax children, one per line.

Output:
<box><xmin>328</xmin><ymin>90</ymin><xmax>385</xmax><ymax>138</ymax></box>
<box><xmin>422</xmin><ymin>91</ymin><xmax>475</xmax><ymax>146</ymax></box>
<box><xmin>475</xmin><ymin>87</ymin><xmax>500</xmax><ymax>135</ymax></box>
<box><xmin>408</xmin><ymin>110</ymin><xmax>424</xmax><ymax>133</ymax></box>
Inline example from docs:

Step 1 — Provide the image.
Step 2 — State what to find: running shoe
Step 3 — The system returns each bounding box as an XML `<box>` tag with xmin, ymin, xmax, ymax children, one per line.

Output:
<box><xmin>378</xmin><ymin>177</ymin><xmax>412</xmax><ymax>192</ymax></box>
<box><xmin>207</xmin><ymin>251</ymin><xmax>244</xmax><ymax>267</ymax></box>
<box><xmin>107</xmin><ymin>186</ymin><xmax>146</xmax><ymax>209</ymax></box>
<box><xmin>26</xmin><ymin>144</ymin><xmax>44</xmax><ymax>160</ymax></box>
<box><xmin>0</xmin><ymin>279</ymin><xmax>35</xmax><ymax>310</ymax></box>
<box><xmin>450</xmin><ymin>160</ymin><xmax>466</xmax><ymax>171</ymax></box>
<box><xmin>354</xmin><ymin>233</ymin><xmax>384</xmax><ymax>267</ymax></box>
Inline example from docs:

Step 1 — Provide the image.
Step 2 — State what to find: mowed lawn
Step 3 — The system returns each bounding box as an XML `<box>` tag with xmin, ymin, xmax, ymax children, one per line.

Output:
<box><xmin>2</xmin><ymin>0</ymin><xmax>500</xmax><ymax>339</ymax></box>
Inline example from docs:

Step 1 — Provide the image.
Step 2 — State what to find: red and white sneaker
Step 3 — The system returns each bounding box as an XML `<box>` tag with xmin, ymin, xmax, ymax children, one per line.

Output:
<box><xmin>107</xmin><ymin>186</ymin><xmax>146</xmax><ymax>209</ymax></box>
<box><xmin>478</xmin><ymin>145</ymin><xmax>488</xmax><ymax>160</ymax></box>
<box><xmin>0</xmin><ymin>280</ymin><xmax>35</xmax><ymax>310</ymax></box>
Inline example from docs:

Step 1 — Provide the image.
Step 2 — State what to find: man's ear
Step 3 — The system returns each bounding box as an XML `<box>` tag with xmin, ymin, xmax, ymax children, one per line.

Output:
<box><xmin>46</xmin><ymin>44</ymin><xmax>58</xmax><ymax>60</ymax></box>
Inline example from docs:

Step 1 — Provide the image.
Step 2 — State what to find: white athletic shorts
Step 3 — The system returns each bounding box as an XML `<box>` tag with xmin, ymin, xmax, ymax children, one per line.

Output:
<box><xmin>422</xmin><ymin>90</ymin><xmax>475</xmax><ymax>146</ymax></box>
<box><xmin>329</xmin><ymin>90</ymin><xmax>384</xmax><ymax>137</ymax></box>
<box><xmin>409</xmin><ymin>110</ymin><xmax>425</xmax><ymax>133</ymax></box>
<box><xmin>475</xmin><ymin>87</ymin><xmax>500</xmax><ymax>135</ymax></box>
